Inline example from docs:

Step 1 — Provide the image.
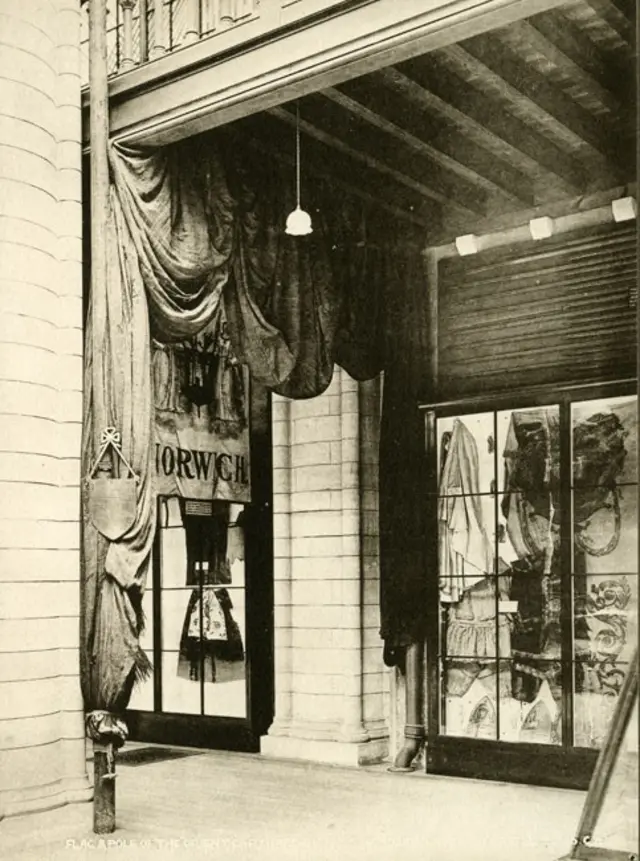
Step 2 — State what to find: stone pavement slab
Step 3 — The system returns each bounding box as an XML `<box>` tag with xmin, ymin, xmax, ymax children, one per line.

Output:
<box><xmin>1</xmin><ymin>748</ymin><xmax>585</xmax><ymax>861</ymax></box>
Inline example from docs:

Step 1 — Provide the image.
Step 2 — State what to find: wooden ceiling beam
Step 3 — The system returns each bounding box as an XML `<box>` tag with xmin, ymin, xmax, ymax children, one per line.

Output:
<box><xmin>610</xmin><ymin>0</ymin><xmax>636</xmax><ymax>17</ymax></box>
<box><xmin>521</xmin><ymin>15</ymin><xmax>627</xmax><ymax>112</ymax></box>
<box><xmin>271</xmin><ymin>98</ymin><xmax>485</xmax><ymax>216</ymax></box>
<box><xmin>582</xmin><ymin>0</ymin><xmax>636</xmax><ymax>45</ymax></box>
<box><xmin>391</xmin><ymin>57</ymin><xmax>587</xmax><ymax>191</ymax></box>
<box><xmin>447</xmin><ymin>37</ymin><xmax>614</xmax><ymax>163</ymax></box>
<box><xmin>227</xmin><ymin>113</ymin><xmax>436</xmax><ymax>229</ymax></box>
<box><xmin>326</xmin><ymin>77</ymin><xmax>535</xmax><ymax>205</ymax></box>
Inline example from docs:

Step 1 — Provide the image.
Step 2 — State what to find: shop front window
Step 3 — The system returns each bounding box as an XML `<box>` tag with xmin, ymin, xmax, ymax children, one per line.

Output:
<box><xmin>435</xmin><ymin>393</ymin><xmax>637</xmax><ymax>749</ymax></box>
<box><xmin>571</xmin><ymin>394</ymin><xmax>637</xmax><ymax>750</ymax></box>
<box><xmin>128</xmin><ymin>496</ymin><xmax>248</xmax><ymax>719</ymax></box>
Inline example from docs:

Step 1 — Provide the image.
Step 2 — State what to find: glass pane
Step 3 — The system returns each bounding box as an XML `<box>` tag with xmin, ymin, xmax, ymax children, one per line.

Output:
<box><xmin>572</xmin><ymin>395</ymin><xmax>637</xmax><ymax>486</ymax></box>
<box><xmin>203</xmin><ymin>588</ymin><xmax>247</xmax><ymax>718</ymax></box>
<box><xmin>498</xmin><ymin>405</ymin><xmax>560</xmax><ymax>496</ymax></box>
<box><xmin>227</xmin><ymin>504</ymin><xmax>246</xmax><ymax>587</ymax></box>
<box><xmin>127</xmin><ymin>650</ymin><xmax>154</xmax><ymax>712</ymax></box>
<box><xmin>573</xmin><ymin>483</ymin><xmax>638</xmax><ymax>575</ymax></box>
<box><xmin>438</xmin><ymin>496</ymin><xmax>497</xmax><ymax>598</ymax></box>
<box><xmin>573</xmin><ymin>574</ymin><xmax>638</xmax><ymax>664</ymax></box>
<box><xmin>574</xmin><ymin>662</ymin><xmax>630</xmax><ymax>749</ymax></box>
<box><xmin>441</xmin><ymin>658</ymin><xmax>500</xmax><ymax>740</ymax></box>
<box><xmin>161</xmin><ymin>524</ymin><xmax>188</xmax><ymax>589</ymax></box>
<box><xmin>437</xmin><ymin>413</ymin><xmax>495</xmax><ymax>495</ymax></box>
<box><xmin>497</xmin><ymin>406</ymin><xmax>560</xmax><ymax>571</ymax></box>
<box><xmin>500</xmin><ymin>661</ymin><xmax>562</xmax><ymax>745</ymax></box>
<box><xmin>589</xmin><ymin>697</ymin><xmax>639</xmax><ymax>853</ymax></box>
<box><xmin>162</xmin><ymin>651</ymin><xmax>201</xmax><ymax>715</ymax></box>
<box><xmin>139</xmin><ymin>587</ymin><xmax>153</xmax><ymax>653</ymax></box>
<box><xmin>573</xmin><ymin>571</ymin><xmax>637</xmax><ymax>750</ymax></box>
<box><xmin>162</xmin><ymin>588</ymin><xmax>196</xmax><ymax>652</ymax></box>
<box><xmin>497</xmin><ymin>490</ymin><xmax>559</xmax><ymax>572</ymax></box>
<box><xmin>508</xmin><ymin>552</ymin><xmax>563</xmax><ymax>661</ymax></box>
<box><xmin>440</xmin><ymin>576</ymin><xmax>507</xmax><ymax>659</ymax></box>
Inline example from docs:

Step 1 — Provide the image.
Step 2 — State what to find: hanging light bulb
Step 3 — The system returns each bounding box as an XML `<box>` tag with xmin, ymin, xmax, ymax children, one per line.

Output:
<box><xmin>285</xmin><ymin>101</ymin><xmax>313</xmax><ymax>236</ymax></box>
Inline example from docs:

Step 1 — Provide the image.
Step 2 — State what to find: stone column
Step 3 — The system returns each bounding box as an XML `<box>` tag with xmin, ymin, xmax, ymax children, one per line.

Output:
<box><xmin>359</xmin><ymin>375</ymin><xmax>390</xmax><ymax>748</ymax></box>
<box><xmin>261</xmin><ymin>368</ymin><xmax>388</xmax><ymax>766</ymax></box>
<box><xmin>0</xmin><ymin>0</ymin><xmax>91</xmax><ymax>817</ymax></box>
<box><xmin>268</xmin><ymin>394</ymin><xmax>294</xmax><ymax>737</ymax></box>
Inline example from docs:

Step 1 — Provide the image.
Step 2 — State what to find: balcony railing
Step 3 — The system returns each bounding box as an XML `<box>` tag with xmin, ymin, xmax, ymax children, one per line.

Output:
<box><xmin>80</xmin><ymin>0</ymin><xmax>262</xmax><ymax>85</ymax></box>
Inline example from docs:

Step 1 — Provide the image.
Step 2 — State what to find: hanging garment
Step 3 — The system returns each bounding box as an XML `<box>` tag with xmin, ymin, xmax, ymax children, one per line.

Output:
<box><xmin>186</xmin><ymin>589</ymin><xmax>228</xmax><ymax>641</ymax></box>
<box><xmin>226</xmin><ymin>526</ymin><xmax>244</xmax><ymax>568</ymax></box>
<box><xmin>177</xmin><ymin>588</ymin><xmax>211</xmax><ymax>682</ymax></box>
<box><xmin>177</xmin><ymin>587</ymin><xmax>245</xmax><ymax>684</ymax></box>
<box><xmin>438</xmin><ymin>418</ymin><xmax>494</xmax><ymax>602</ymax></box>
<box><xmin>180</xmin><ymin>500</ymin><xmax>232</xmax><ymax>586</ymax></box>
<box><xmin>210</xmin><ymin>588</ymin><xmax>245</xmax><ymax>683</ymax></box>
<box><xmin>445</xmin><ymin>575</ymin><xmax>512</xmax><ymax>660</ymax></box>
<box><xmin>508</xmin><ymin>553</ymin><xmax>562</xmax><ymax>703</ymax></box>
<box><xmin>501</xmin><ymin>407</ymin><xmax>559</xmax><ymax>562</ymax></box>
<box><xmin>211</xmin><ymin>348</ymin><xmax>247</xmax><ymax>434</ymax></box>
<box><xmin>573</xmin><ymin>409</ymin><xmax>630</xmax><ymax>562</ymax></box>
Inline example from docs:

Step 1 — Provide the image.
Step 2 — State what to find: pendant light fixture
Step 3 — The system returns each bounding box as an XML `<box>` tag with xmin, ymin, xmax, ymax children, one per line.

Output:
<box><xmin>285</xmin><ymin>100</ymin><xmax>313</xmax><ymax>236</ymax></box>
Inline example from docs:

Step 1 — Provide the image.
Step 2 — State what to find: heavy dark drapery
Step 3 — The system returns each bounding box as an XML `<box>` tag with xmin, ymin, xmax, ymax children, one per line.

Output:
<box><xmin>81</xmin><ymin>130</ymin><xmax>431</xmax><ymax>712</ymax></box>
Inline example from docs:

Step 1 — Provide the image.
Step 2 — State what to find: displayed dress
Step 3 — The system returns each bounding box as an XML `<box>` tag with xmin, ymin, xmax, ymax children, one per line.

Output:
<box><xmin>438</xmin><ymin>418</ymin><xmax>494</xmax><ymax>603</ymax></box>
<box><xmin>438</xmin><ymin>418</ymin><xmax>511</xmax><ymax>710</ymax></box>
<box><xmin>176</xmin><ymin>502</ymin><xmax>245</xmax><ymax>683</ymax></box>
<box><xmin>178</xmin><ymin>586</ymin><xmax>245</xmax><ymax>683</ymax></box>
<box><xmin>501</xmin><ymin>408</ymin><xmax>562</xmax><ymax>705</ymax></box>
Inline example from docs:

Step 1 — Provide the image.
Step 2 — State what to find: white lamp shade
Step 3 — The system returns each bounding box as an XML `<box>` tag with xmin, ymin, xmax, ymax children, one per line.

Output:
<box><xmin>285</xmin><ymin>205</ymin><xmax>313</xmax><ymax>236</ymax></box>
<box><xmin>529</xmin><ymin>216</ymin><xmax>554</xmax><ymax>240</ymax></box>
<box><xmin>455</xmin><ymin>234</ymin><xmax>479</xmax><ymax>256</ymax></box>
<box><xmin>611</xmin><ymin>197</ymin><xmax>637</xmax><ymax>223</ymax></box>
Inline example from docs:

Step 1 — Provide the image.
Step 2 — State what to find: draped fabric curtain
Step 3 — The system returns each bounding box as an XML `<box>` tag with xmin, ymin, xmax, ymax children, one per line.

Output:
<box><xmin>379</xmin><ymin>251</ymin><xmax>432</xmax><ymax>658</ymax></box>
<box><xmin>81</xmin><ymin>130</ymin><xmax>429</xmax><ymax>712</ymax></box>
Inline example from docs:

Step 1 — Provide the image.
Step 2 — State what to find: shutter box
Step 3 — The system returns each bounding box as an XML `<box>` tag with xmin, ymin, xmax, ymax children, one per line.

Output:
<box><xmin>437</xmin><ymin>222</ymin><xmax>637</xmax><ymax>399</ymax></box>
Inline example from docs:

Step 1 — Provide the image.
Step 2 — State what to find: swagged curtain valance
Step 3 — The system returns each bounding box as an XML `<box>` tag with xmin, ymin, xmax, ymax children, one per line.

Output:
<box><xmin>81</xmin><ymin>131</ymin><xmax>431</xmax><ymax>714</ymax></box>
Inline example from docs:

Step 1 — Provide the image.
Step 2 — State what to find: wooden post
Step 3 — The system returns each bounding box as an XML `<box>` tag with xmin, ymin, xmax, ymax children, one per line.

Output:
<box><xmin>89</xmin><ymin>0</ymin><xmax>116</xmax><ymax>834</ymax></box>
<box><xmin>93</xmin><ymin>743</ymin><xmax>117</xmax><ymax>834</ymax></box>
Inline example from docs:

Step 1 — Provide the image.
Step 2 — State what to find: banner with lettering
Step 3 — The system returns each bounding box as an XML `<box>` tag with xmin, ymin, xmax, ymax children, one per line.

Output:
<box><xmin>151</xmin><ymin>316</ymin><xmax>251</xmax><ymax>503</ymax></box>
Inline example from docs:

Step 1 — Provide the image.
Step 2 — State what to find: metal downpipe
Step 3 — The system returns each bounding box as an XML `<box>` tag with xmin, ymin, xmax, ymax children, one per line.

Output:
<box><xmin>388</xmin><ymin>641</ymin><xmax>425</xmax><ymax>772</ymax></box>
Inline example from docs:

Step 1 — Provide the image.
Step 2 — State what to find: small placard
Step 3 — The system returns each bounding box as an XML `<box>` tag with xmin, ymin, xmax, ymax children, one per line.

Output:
<box><xmin>185</xmin><ymin>499</ymin><xmax>213</xmax><ymax>518</ymax></box>
<box><xmin>499</xmin><ymin>600</ymin><xmax>519</xmax><ymax>614</ymax></box>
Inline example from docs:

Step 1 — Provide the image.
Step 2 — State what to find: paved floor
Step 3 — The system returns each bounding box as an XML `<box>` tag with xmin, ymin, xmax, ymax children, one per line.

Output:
<box><xmin>1</xmin><ymin>747</ymin><xmax>583</xmax><ymax>861</ymax></box>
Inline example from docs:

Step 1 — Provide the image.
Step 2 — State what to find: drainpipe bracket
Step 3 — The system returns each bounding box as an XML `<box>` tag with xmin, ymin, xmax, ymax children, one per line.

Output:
<box><xmin>403</xmin><ymin>724</ymin><xmax>425</xmax><ymax>741</ymax></box>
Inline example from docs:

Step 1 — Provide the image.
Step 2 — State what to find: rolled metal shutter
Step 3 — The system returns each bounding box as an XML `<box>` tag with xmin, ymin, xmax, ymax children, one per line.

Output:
<box><xmin>437</xmin><ymin>222</ymin><xmax>637</xmax><ymax>398</ymax></box>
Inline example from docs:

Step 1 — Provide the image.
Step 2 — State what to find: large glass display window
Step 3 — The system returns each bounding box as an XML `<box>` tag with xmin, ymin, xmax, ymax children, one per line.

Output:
<box><xmin>429</xmin><ymin>388</ymin><xmax>637</xmax><ymax>774</ymax></box>
<box><xmin>130</xmin><ymin>497</ymin><xmax>248</xmax><ymax>718</ymax></box>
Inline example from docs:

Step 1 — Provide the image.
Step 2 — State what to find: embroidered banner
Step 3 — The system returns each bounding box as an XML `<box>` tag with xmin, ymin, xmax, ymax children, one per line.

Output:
<box><xmin>152</xmin><ymin>318</ymin><xmax>251</xmax><ymax>503</ymax></box>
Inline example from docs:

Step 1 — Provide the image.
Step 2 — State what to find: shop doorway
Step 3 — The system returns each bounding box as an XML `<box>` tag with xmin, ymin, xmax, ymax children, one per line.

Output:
<box><xmin>126</xmin><ymin>386</ymin><xmax>274</xmax><ymax>752</ymax></box>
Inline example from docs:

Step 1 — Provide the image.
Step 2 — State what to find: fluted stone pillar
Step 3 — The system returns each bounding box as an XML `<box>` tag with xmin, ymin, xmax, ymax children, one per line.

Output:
<box><xmin>261</xmin><ymin>369</ymin><xmax>389</xmax><ymax>766</ymax></box>
<box><xmin>0</xmin><ymin>0</ymin><xmax>90</xmax><ymax>817</ymax></box>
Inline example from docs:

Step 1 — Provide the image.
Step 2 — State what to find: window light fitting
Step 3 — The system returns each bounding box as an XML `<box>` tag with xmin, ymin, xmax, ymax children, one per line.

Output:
<box><xmin>455</xmin><ymin>234</ymin><xmax>479</xmax><ymax>256</ymax></box>
<box><xmin>529</xmin><ymin>216</ymin><xmax>554</xmax><ymax>240</ymax></box>
<box><xmin>611</xmin><ymin>196</ymin><xmax>637</xmax><ymax>223</ymax></box>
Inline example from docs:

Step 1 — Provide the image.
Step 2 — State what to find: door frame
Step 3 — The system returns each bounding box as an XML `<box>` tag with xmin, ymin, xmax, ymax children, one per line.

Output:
<box><xmin>420</xmin><ymin>378</ymin><xmax>637</xmax><ymax>790</ymax></box>
<box><xmin>126</xmin><ymin>383</ymin><xmax>274</xmax><ymax>752</ymax></box>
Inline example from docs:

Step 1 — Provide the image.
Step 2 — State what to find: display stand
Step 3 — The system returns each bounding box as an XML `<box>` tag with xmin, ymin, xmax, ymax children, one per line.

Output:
<box><xmin>558</xmin><ymin>648</ymin><xmax>638</xmax><ymax>861</ymax></box>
